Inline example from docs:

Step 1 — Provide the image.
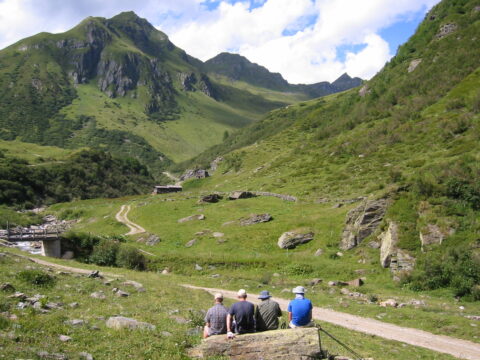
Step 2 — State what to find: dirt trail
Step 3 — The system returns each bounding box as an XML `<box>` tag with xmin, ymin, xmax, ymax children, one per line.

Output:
<box><xmin>183</xmin><ymin>285</ymin><xmax>480</xmax><ymax>360</ymax></box>
<box><xmin>115</xmin><ymin>205</ymin><xmax>146</xmax><ymax>236</ymax></box>
<box><xmin>162</xmin><ymin>171</ymin><xmax>182</xmax><ymax>186</ymax></box>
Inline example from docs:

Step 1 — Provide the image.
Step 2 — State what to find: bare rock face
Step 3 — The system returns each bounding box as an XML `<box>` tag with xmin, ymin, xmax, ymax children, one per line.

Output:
<box><xmin>210</xmin><ymin>157</ymin><xmax>224</xmax><ymax>172</ymax></box>
<box><xmin>378</xmin><ymin>222</ymin><xmax>416</xmax><ymax>274</ymax></box>
<box><xmin>408</xmin><ymin>59</ymin><xmax>422</xmax><ymax>73</ymax></box>
<box><xmin>180</xmin><ymin>169</ymin><xmax>210</xmax><ymax>181</ymax></box>
<box><xmin>278</xmin><ymin>230</ymin><xmax>314</xmax><ymax>249</ymax></box>
<box><xmin>188</xmin><ymin>328</ymin><xmax>322</xmax><ymax>360</ymax></box>
<box><xmin>178</xmin><ymin>214</ymin><xmax>206</xmax><ymax>223</ymax></box>
<box><xmin>106</xmin><ymin>316</ymin><xmax>155</xmax><ymax>331</ymax></box>
<box><xmin>359</xmin><ymin>84</ymin><xmax>370</xmax><ymax>97</ymax></box>
<box><xmin>179</xmin><ymin>72</ymin><xmax>197</xmax><ymax>91</ymax></box>
<box><xmin>340</xmin><ymin>199</ymin><xmax>388</xmax><ymax>250</ymax></box>
<box><xmin>420</xmin><ymin>224</ymin><xmax>454</xmax><ymax>251</ymax></box>
<box><xmin>379</xmin><ymin>222</ymin><xmax>399</xmax><ymax>268</ymax></box>
<box><xmin>240</xmin><ymin>213</ymin><xmax>272</xmax><ymax>226</ymax></box>
<box><xmin>436</xmin><ymin>23</ymin><xmax>458</xmax><ymax>39</ymax></box>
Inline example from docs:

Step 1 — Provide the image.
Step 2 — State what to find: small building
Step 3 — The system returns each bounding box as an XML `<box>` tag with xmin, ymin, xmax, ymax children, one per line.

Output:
<box><xmin>153</xmin><ymin>185</ymin><xmax>183</xmax><ymax>194</ymax></box>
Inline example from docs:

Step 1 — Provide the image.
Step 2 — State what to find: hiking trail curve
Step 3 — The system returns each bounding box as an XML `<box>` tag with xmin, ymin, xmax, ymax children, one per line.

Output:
<box><xmin>115</xmin><ymin>205</ymin><xmax>146</xmax><ymax>236</ymax></box>
<box><xmin>182</xmin><ymin>284</ymin><xmax>480</xmax><ymax>360</ymax></box>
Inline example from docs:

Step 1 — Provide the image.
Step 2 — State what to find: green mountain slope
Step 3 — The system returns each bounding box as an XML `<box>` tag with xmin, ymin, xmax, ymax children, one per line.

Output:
<box><xmin>0</xmin><ymin>12</ymin><xmax>361</xmax><ymax>173</ymax></box>
<box><xmin>178</xmin><ymin>0</ymin><xmax>480</xmax><ymax>298</ymax></box>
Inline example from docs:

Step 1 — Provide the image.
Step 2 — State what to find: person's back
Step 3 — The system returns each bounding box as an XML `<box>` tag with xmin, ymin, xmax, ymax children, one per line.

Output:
<box><xmin>227</xmin><ymin>289</ymin><xmax>255</xmax><ymax>335</ymax></box>
<box><xmin>255</xmin><ymin>291</ymin><xmax>282</xmax><ymax>332</ymax></box>
<box><xmin>204</xmin><ymin>293</ymin><xmax>228</xmax><ymax>338</ymax></box>
<box><xmin>288</xmin><ymin>286</ymin><xmax>313</xmax><ymax>328</ymax></box>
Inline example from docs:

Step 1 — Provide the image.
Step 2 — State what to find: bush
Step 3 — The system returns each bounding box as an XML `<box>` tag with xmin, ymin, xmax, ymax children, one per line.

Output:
<box><xmin>284</xmin><ymin>263</ymin><xmax>314</xmax><ymax>276</ymax></box>
<box><xmin>116</xmin><ymin>246</ymin><xmax>146</xmax><ymax>270</ymax></box>
<box><xmin>0</xmin><ymin>316</ymin><xmax>9</xmax><ymax>330</ymax></box>
<box><xmin>17</xmin><ymin>270</ymin><xmax>55</xmax><ymax>287</ymax></box>
<box><xmin>89</xmin><ymin>239</ymin><xmax>119</xmax><ymax>266</ymax></box>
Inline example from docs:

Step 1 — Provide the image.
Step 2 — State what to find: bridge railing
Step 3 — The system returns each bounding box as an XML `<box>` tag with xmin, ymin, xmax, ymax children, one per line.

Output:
<box><xmin>0</xmin><ymin>222</ymin><xmax>61</xmax><ymax>242</ymax></box>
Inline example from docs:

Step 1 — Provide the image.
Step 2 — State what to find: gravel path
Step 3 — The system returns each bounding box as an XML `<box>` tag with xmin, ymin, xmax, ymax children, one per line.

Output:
<box><xmin>115</xmin><ymin>205</ymin><xmax>146</xmax><ymax>236</ymax></box>
<box><xmin>183</xmin><ymin>285</ymin><xmax>480</xmax><ymax>360</ymax></box>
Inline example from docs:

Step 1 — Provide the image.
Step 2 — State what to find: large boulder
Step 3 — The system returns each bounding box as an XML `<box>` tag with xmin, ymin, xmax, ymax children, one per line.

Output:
<box><xmin>340</xmin><ymin>199</ymin><xmax>388</xmax><ymax>250</ymax></box>
<box><xmin>278</xmin><ymin>230</ymin><xmax>314</xmax><ymax>249</ymax></box>
<box><xmin>106</xmin><ymin>316</ymin><xmax>155</xmax><ymax>331</ymax></box>
<box><xmin>188</xmin><ymin>328</ymin><xmax>322</xmax><ymax>360</ymax></box>
<box><xmin>228</xmin><ymin>191</ymin><xmax>256</xmax><ymax>200</ymax></box>
<box><xmin>199</xmin><ymin>194</ymin><xmax>223</xmax><ymax>204</ymax></box>
<box><xmin>240</xmin><ymin>213</ymin><xmax>273</xmax><ymax>226</ymax></box>
<box><xmin>178</xmin><ymin>214</ymin><xmax>206</xmax><ymax>223</ymax></box>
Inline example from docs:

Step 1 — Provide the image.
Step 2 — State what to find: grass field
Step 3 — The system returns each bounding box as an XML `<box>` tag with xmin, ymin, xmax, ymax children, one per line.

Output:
<box><xmin>47</xmin><ymin>192</ymin><xmax>480</xmax><ymax>345</ymax></box>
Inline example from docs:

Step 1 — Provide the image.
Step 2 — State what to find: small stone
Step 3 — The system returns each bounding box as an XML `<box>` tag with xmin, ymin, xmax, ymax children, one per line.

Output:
<box><xmin>346</xmin><ymin>278</ymin><xmax>364</xmax><ymax>287</ymax></box>
<box><xmin>309</xmin><ymin>278</ymin><xmax>322</xmax><ymax>286</ymax></box>
<box><xmin>115</xmin><ymin>290</ymin><xmax>130</xmax><ymax>297</ymax></box>
<box><xmin>212</xmin><ymin>232</ymin><xmax>224</xmax><ymax>238</ymax></box>
<box><xmin>88</xmin><ymin>270</ymin><xmax>101</xmax><ymax>278</ymax></box>
<box><xmin>273</xmin><ymin>273</ymin><xmax>280</xmax><ymax>277</ymax></box>
<box><xmin>9</xmin><ymin>292</ymin><xmax>27</xmax><ymax>300</ymax></box>
<box><xmin>368</xmin><ymin>241</ymin><xmax>380</xmax><ymax>249</ymax></box>
<box><xmin>0</xmin><ymin>283</ymin><xmax>15</xmax><ymax>292</ymax></box>
<box><xmin>185</xmin><ymin>239</ymin><xmax>198</xmax><ymax>248</ymax></box>
<box><xmin>79</xmin><ymin>352</ymin><xmax>94</xmax><ymax>360</ymax></box>
<box><xmin>161</xmin><ymin>268</ymin><xmax>170</xmax><ymax>275</ymax></box>
<box><xmin>106</xmin><ymin>316</ymin><xmax>155</xmax><ymax>331</ymax></box>
<box><xmin>171</xmin><ymin>315</ymin><xmax>189</xmax><ymax>324</ymax></box>
<box><xmin>314</xmin><ymin>249</ymin><xmax>324</xmax><ymax>257</ymax></box>
<box><xmin>380</xmin><ymin>299</ymin><xmax>398</xmax><ymax>308</ymax></box>
<box><xmin>90</xmin><ymin>291</ymin><xmax>106</xmax><ymax>300</ymax></box>
<box><xmin>65</xmin><ymin>319</ymin><xmax>86</xmax><ymax>326</ymax></box>
<box><xmin>195</xmin><ymin>264</ymin><xmax>203</xmax><ymax>271</ymax></box>
<box><xmin>69</xmin><ymin>302</ymin><xmax>79</xmax><ymax>308</ymax></box>
<box><xmin>211</xmin><ymin>274</ymin><xmax>220</xmax><ymax>278</ymax></box>
<box><xmin>161</xmin><ymin>331</ymin><xmax>173</xmax><ymax>337</ymax></box>
<box><xmin>336</xmin><ymin>252</ymin><xmax>344</xmax><ymax>257</ymax></box>
<box><xmin>178</xmin><ymin>214</ymin><xmax>206</xmax><ymax>223</ymax></box>
<box><xmin>59</xmin><ymin>335</ymin><xmax>71</xmax><ymax>342</ymax></box>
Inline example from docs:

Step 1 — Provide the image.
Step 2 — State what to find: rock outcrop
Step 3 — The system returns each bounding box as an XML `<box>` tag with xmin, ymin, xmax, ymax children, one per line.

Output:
<box><xmin>210</xmin><ymin>157</ymin><xmax>224</xmax><ymax>172</ymax></box>
<box><xmin>408</xmin><ymin>59</ymin><xmax>422</xmax><ymax>73</ymax></box>
<box><xmin>180</xmin><ymin>169</ymin><xmax>210</xmax><ymax>181</ymax></box>
<box><xmin>420</xmin><ymin>224</ymin><xmax>454</xmax><ymax>251</ymax></box>
<box><xmin>229</xmin><ymin>191</ymin><xmax>256</xmax><ymax>200</ymax></box>
<box><xmin>340</xmin><ymin>199</ymin><xmax>388</xmax><ymax>250</ymax></box>
<box><xmin>378</xmin><ymin>222</ymin><xmax>415</xmax><ymax>274</ymax></box>
<box><xmin>278</xmin><ymin>230</ymin><xmax>314</xmax><ymax>249</ymax></box>
<box><xmin>188</xmin><ymin>328</ymin><xmax>322</xmax><ymax>359</ymax></box>
<box><xmin>435</xmin><ymin>23</ymin><xmax>458</xmax><ymax>39</ymax></box>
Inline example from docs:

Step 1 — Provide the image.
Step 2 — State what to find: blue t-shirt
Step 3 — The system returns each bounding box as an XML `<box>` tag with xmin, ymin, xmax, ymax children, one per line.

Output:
<box><xmin>287</xmin><ymin>298</ymin><xmax>313</xmax><ymax>326</ymax></box>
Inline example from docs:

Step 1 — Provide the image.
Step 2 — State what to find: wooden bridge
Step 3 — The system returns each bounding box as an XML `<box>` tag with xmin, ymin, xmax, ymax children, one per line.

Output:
<box><xmin>0</xmin><ymin>224</ymin><xmax>63</xmax><ymax>258</ymax></box>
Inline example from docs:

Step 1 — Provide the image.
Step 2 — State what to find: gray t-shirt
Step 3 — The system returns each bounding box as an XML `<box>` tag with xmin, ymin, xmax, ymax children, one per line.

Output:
<box><xmin>205</xmin><ymin>304</ymin><xmax>228</xmax><ymax>335</ymax></box>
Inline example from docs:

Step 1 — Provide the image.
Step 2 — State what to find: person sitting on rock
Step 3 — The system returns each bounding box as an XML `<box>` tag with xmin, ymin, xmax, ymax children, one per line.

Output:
<box><xmin>255</xmin><ymin>290</ymin><xmax>283</xmax><ymax>332</ymax></box>
<box><xmin>203</xmin><ymin>293</ymin><xmax>229</xmax><ymax>338</ymax></box>
<box><xmin>227</xmin><ymin>289</ymin><xmax>255</xmax><ymax>338</ymax></box>
<box><xmin>288</xmin><ymin>286</ymin><xmax>314</xmax><ymax>328</ymax></box>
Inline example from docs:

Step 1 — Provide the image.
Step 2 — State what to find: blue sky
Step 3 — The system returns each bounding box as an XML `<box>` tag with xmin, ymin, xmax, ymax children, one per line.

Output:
<box><xmin>0</xmin><ymin>0</ymin><xmax>440</xmax><ymax>83</ymax></box>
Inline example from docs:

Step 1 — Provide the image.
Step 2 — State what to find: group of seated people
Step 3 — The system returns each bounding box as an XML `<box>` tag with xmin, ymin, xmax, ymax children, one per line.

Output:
<box><xmin>203</xmin><ymin>286</ymin><xmax>314</xmax><ymax>339</ymax></box>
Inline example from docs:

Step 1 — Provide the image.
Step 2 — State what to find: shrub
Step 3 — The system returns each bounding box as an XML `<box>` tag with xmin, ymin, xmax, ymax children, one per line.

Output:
<box><xmin>116</xmin><ymin>245</ymin><xmax>146</xmax><ymax>270</ymax></box>
<box><xmin>17</xmin><ymin>270</ymin><xmax>55</xmax><ymax>287</ymax></box>
<box><xmin>284</xmin><ymin>263</ymin><xmax>314</xmax><ymax>276</ymax></box>
<box><xmin>0</xmin><ymin>316</ymin><xmax>9</xmax><ymax>330</ymax></box>
<box><xmin>89</xmin><ymin>239</ymin><xmax>119</xmax><ymax>266</ymax></box>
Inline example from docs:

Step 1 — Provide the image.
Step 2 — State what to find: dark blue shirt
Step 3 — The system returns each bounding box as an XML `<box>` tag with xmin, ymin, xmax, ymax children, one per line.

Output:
<box><xmin>288</xmin><ymin>298</ymin><xmax>313</xmax><ymax>326</ymax></box>
<box><xmin>229</xmin><ymin>301</ymin><xmax>255</xmax><ymax>334</ymax></box>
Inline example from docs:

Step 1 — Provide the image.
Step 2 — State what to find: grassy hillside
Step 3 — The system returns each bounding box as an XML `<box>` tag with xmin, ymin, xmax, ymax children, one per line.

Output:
<box><xmin>0</xmin><ymin>248</ymin><xmax>463</xmax><ymax>359</ymax></box>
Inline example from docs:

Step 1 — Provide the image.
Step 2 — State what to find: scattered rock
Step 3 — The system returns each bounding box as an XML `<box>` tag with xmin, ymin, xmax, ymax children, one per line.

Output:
<box><xmin>240</xmin><ymin>213</ymin><xmax>272</xmax><ymax>226</ymax></box>
<box><xmin>222</xmin><ymin>220</ymin><xmax>237</xmax><ymax>227</ymax></box>
<box><xmin>171</xmin><ymin>315</ymin><xmax>190</xmax><ymax>324</ymax></box>
<box><xmin>228</xmin><ymin>191</ymin><xmax>256</xmax><ymax>200</ymax></box>
<box><xmin>466</xmin><ymin>315</ymin><xmax>480</xmax><ymax>321</ymax></box>
<box><xmin>328</xmin><ymin>281</ymin><xmax>348</xmax><ymax>287</ymax></box>
<box><xmin>114</xmin><ymin>289</ymin><xmax>130</xmax><ymax>297</ymax></box>
<box><xmin>138</xmin><ymin>234</ymin><xmax>161</xmax><ymax>246</ymax></box>
<box><xmin>408</xmin><ymin>59</ymin><xmax>422</xmax><ymax>73</ymax></box>
<box><xmin>59</xmin><ymin>335</ymin><xmax>72</xmax><ymax>342</ymax></box>
<box><xmin>195</xmin><ymin>264</ymin><xmax>203</xmax><ymax>271</ymax></box>
<box><xmin>314</xmin><ymin>249</ymin><xmax>324</xmax><ymax>257</ymax></box>
<box><xmin>65</xmin><ymin>319</ymin><xmax>86</xmax><ymax>327</ymax></box>
<box><xmin>90</xmin><ymin>291</ymin><xmax>106</xmax><ymax>300</ymax></box>
<box><xmin>185</xmin><ymin>239</ymin><xmax>198</xmax><ymax>248</ymax></box>
<box><xmin>379</xmin><ymin>299</ymin><xmax>398</xmax><ymax>308</ymax></box>
<box><xmin>212</xmin><ymin>232</ymin><xmax>224</xmax><ymax>238</ymax></box>
<box><xmin>336</xmin><ymin>252</ymin><xmax>344</xmax><ymax>257</ymax></box>
<box><xmin>273</xmin><ymin>273</ymin><xmax>280</xmax><ymax>277</ymax></box>
<box><xmin>161</xmin><ymin>331</ymin><xmax>173</xmax><ymax>337</ymax></box>
<box><xmin>0</xmin><ymin>283</ymin><xmax>15</xmax><ymax>293</ymax></box>
<box><xmin>309</xmin><ymin>278</ymin><xmax>323</xmax><ymax>286</ymax></box>
<box><xmin>252</xmin><ymin>191</ymin><xmax>297</xmax><ymax>202</ymax></box>
<box><xmin>436</xmin><ymin>23</ymin><xmax>458</xmax><ymax>39</ymax></box>
<box><xmin>161</xmin><ymin>268</ymin><xmax>170</xmax><ymax>275</ymax></box>
<box><xmin>79</xmin><ymin>352</ymin><xmax>94</xmax><ymax>360</ymax></box>
<box><xmin>346</xmin><ymin>278</ymin><xmax>364</xmax><ymax>287</ymax></box>
<box><xmin>178</xmin><ymin>214</ymin><xmax>206</xmax><ymax>223</ymax></box>
<box><xmin>278</xmin><ymin>230</ymin><xmax>314</xmax><ymax>249</ymax></box>
<box><xmin>88</xmin><ymin>270</ymin><xmax>101</xmax><ymax>278</ymax></box>
<box><xmin>199</xmin><ymin>194</ymin><xmax>223</xmax><ymax>204</ymax></box>
<box><xmin>106</xmin><ymin>316</ymin><xmax>156</xmax><ymax>331</ymax></box>
<box><xmin>8</xmin><ymin>292</ymin><xmax>27</xmax><ymax>300</ymax></box>
<box><xmin>69</xmin><ymin>302</ymin><xmax>79</xmax><ymax>308</ymax></box>
<box><xmin>37</xmin><ymin>351</ymin><xmax>67</xmax><ymax>359</ymax></box>
<box><xmin>122</xmin><ymin>280</ymin><xmax>145</xmax><ymax>292</ymax></box>
<box><xmin>211</xmin><ymin>274</ymin><xmax>220</xmax><ymax>278</ymax></box>
<box><xmin>341</xmin><ymin>199</ymin><xmax>388</xmax><ymax>250</ymax></box>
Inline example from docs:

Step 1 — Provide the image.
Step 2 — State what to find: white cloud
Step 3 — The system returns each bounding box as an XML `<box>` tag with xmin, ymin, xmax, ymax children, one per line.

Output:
<box><xmin>0</xmin><ymin>0</ymin><xmax>441</xmax><ymax>83</ymax></box>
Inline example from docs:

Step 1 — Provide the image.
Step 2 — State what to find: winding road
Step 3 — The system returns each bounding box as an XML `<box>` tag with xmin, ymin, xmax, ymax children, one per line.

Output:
<box><xmin>115</xmin><ymin>205</ymin><xmax>146</xmax><ymax>236</ymax></box>
<box><xmin>183</xmin><ymin>285</ymin><xmax>480</xmax><ymax>360</ymax></box>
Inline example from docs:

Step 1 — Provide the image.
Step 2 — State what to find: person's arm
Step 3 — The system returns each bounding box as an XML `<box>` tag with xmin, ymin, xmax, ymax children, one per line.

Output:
<box><xmin>276</xmin><ymin>303</ymin><xmax>283</xmax><ymax>317</ymax></box>
<box><xmin>227</xmin><ymin>313</ymin><xmax>232</xmax><ymax>332</ymax></box>
<box><xmin>288</xmin><ymin>312</ymin><xmax>292</xmax><ymax>321</ymax></box>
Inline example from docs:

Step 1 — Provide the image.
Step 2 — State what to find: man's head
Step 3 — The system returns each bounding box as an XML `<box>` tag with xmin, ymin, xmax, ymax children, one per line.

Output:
<box><xmin>292</xmin><ymin>286</ymin><xmax>306</xmax><ymax>295</ymax></box>
<box><xmin>214</xmin><ymin>293</ymin><xmax>223</xmax><ymax>303</ymax></box>
<box><xmin>237</xmin><ymin>289</ymin><xmax>247</xmax><ymax>300</ymax></box>
<box><xmin>258</xmin><ymin>290</ymin><xmax>272</xmax><ymax>301</ymax></box>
